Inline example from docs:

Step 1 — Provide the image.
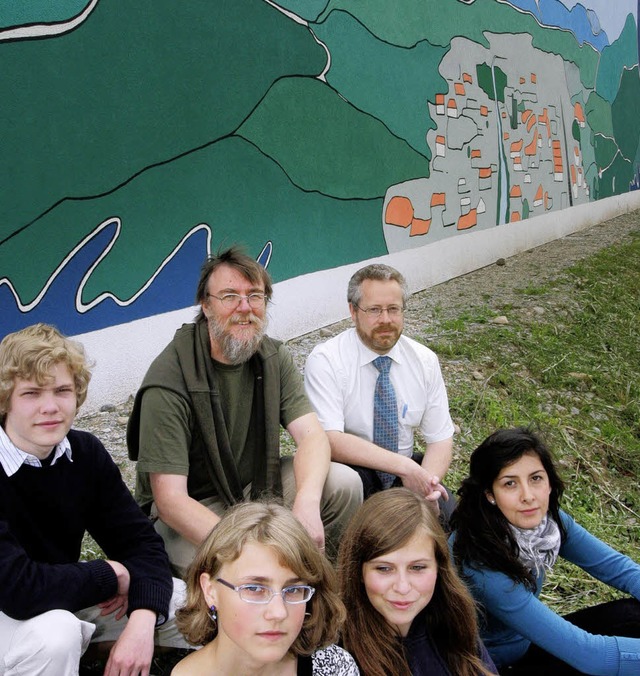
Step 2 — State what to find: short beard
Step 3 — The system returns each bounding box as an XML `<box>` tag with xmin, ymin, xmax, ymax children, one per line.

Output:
<box><xmin>208</xmin><ymin>313</ymin><xmax>266</xmax><ymax>365</ymax></box>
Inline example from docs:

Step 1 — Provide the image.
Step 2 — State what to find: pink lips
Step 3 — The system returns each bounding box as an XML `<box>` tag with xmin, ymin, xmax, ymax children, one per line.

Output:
<box><xmin>257</xmin><ymin>631</ymin><xmax>286</xmax><ymax>641</ymax></box>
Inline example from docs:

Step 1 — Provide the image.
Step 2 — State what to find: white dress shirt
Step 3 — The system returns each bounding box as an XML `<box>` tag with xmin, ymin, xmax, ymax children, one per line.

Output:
<box><xmin>304</xmin><ymin>328</ymin><xmax>454</xmax><ymax>456</ymax></box>
<box><xmin>0</xmin><ymin>425</ymin><xmax>71</xmax><ymax>477</ymax></box>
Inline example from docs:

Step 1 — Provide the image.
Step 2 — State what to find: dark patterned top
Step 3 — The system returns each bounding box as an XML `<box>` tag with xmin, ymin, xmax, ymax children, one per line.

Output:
<box><xmin>297</xmin><ymin>644</ymin><xmax>360</xmax><ymax>675</ymax></box>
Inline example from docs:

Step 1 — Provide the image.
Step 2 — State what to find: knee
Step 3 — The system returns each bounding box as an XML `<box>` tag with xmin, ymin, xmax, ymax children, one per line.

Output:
<box><xmin>8</xmin><ymin>610</ymin><xmax>91</xmax><ymax>672</ymax></box>
<box><xmin>325</xmin><ymin>462</ymin><xmax>363</xmax><ymax>504</ymax></box>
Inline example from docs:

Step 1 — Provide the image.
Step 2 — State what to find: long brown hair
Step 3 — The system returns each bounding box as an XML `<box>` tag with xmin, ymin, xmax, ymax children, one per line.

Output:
<box><xmin>338</xmin><ymin>489</ymin><xmax>493</xmax><ymax>676</ymax></box>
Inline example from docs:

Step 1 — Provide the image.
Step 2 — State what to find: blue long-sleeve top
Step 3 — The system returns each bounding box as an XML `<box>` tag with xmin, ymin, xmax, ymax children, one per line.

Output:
<box><xmin>450</xmin><ymin>511</ymin><xmax>640</xmax><ymax>675</ymax></box>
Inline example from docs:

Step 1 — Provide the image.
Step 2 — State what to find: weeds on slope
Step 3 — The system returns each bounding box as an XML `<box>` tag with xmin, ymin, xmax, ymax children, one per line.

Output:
<box><xmin>428</xmin><ymin>232</ymin><xmax>639</xmax><ymax>612</ymax></box>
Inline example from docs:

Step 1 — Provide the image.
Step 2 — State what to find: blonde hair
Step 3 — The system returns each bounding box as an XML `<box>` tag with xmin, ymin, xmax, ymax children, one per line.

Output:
<box><xmin>0</xmin><ymin>324</ymin><xmax>91</xmax><ymax>421</ymax></box>
<box><xmin>177</xmin><ymin>502</ymin><xmax>346</xmax><ymax>654</ymax></box>
<box><xmin>339</xmin><ymin>488</ymin><xmax>494</xmax><ymax>676</ymax></box>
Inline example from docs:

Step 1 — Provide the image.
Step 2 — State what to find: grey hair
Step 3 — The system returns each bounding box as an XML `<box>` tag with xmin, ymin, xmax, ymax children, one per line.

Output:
<box><xmin>347</xmin><ymin>264</ymin><xmax>409</xmax><ymax>307</ymax></box>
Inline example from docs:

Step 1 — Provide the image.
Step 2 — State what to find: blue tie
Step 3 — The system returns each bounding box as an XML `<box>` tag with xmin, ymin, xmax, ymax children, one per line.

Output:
<box><xmin>372</xmin><ymin>356</ymin><xmax>399</xmax><ymax>489</ymax></box>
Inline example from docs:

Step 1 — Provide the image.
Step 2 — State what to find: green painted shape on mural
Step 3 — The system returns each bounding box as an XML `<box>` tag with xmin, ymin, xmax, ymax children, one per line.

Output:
<box><xmin>0</xmin><ymin>0</ymin><xmax>324</xmax><ymax>237</ymax></box>
<box><xmin>237</xmin><ymin>77</ymin><xmax>431</xmax><ymax>199</ymax></box>
<box><xmin>312</xmin><ymin>10</ymin><xmax>448</xmax><ymax>158</ymax></box>
<box><xmin>595</xmin><ymin>13</ymin><xmax>638</xmax><ymax>104</ymax></box>
<box><xmin>319</xmin><ymin>0</ymin><xmax>598</xmax><ymax>88</ymax></box>
<box><xmin>572</xmin><ymin>119</ymin><xmax>581</xmax><ymax>145</ymax></box>
<box><xmin>585</xmin><ymin>91</ymin><xmax>614</xmax><ymax>138</ymax></box>
<box><xmin>269</xmin><ymin>0</ymin><xmax>329</xmax><ymax>22</ymax></box>
<box><xmin>0</xmin><ymin>137</ymin><xmax>385</xmax><ymax>303</ymax></box>
<box><xmin>594</xmin><ymin>152</ymin><xmax>633</xmax><ymax>200</ymax></box>
<box><xmin>0</xmin><ymin>0</ymin><xmax>90</xmax><ymax>27</ymax></box>
<box><xmin>593</xmin><ymin>135</ymin><xmax>619</xmax><ymax>174</ymax></box>
<box><xmin>611</xmin><ymin>66</ymin><xmax>640</xmax><ymax>164</ymax></box>
<box><xmin>476</xmin><ymin>63</ymin><xmax>507</xmax><ymax>104</ymax></box>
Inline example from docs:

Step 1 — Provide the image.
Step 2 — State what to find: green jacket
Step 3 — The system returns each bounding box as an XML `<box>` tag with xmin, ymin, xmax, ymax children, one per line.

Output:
<box><xmin>127</xmin><ymin>320</ymin><xmax>284</xmax><ymax>508</ymax></box>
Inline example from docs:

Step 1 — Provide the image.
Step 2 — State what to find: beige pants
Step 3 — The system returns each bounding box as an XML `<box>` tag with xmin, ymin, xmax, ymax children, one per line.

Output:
<box><xmin>0</xmin><ymin>579</ymin><xmax>188</xmax><ymax>676</ymax></box>
<box><xmin>155</xmin><ymin>458</ymin><xmax>363</xmax><ymax>577</ymax></box>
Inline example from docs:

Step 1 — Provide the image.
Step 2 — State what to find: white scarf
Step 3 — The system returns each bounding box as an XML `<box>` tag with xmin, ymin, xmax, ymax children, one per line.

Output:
<box><xmin>509</xmin><ymin>514</ymin><xmax>561</xmax><ymax>576</ymax></box>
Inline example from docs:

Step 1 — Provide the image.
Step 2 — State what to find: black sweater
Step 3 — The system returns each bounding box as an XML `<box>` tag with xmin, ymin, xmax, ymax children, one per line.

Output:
<box><xmin>0</xmin><ymin>428</ymin><xmax>172</xmax><ymax>621</ymax></box>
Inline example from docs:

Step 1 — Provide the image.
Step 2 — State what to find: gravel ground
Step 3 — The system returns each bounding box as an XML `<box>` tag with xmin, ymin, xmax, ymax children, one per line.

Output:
<box><xmin>75</xmin><ymin>210</ymin><xmax>640</xmax><ymax>485</ymax></box>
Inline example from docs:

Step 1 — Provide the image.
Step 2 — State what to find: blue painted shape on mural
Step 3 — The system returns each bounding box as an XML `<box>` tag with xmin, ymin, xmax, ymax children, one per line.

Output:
<box><xmin>502</xmin><ymin>0</ymin><xmax>609</xmax><ymax>50</ymax></box>
<box><xmin>0</xmin><ymin>223</ymin><xmax>208</xmax><ymax>336</ymax></box>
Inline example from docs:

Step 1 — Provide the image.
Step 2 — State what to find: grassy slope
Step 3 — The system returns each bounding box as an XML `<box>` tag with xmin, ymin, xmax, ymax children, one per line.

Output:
<box><xmin>427</xmin><ymin>232</ymin><xmax>640</xmax><ymax>612</ymax></box>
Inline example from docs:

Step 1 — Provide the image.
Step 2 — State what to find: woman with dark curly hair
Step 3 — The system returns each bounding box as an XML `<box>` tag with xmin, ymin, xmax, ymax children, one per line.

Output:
<box><xmin>173</xmin><ymin>501</ymin><xmax>358</xmax><ymax>675</ymax></box>
<box><xmin>338</xmin><ymin>488</ymin><xmax>496</xmax><ymax>676</ymax></box>
<box><xmin>451</xmin><ymin>427</ymin><xmax>640</xmax><ymax>675</ymax></box>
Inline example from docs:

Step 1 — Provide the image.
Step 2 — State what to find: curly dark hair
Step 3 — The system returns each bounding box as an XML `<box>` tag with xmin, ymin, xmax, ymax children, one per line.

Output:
<box><xmin>451</xmin><ymin>427</ymin><xmax>567</xmax><ymax>590</ymax></box>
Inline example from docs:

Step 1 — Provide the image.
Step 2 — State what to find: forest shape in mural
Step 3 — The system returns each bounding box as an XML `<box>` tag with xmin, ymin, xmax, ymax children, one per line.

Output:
<box><xmin>0</xmin><ymin>0</ymin><xmax>638</xmax><ymax>338</ymax></box>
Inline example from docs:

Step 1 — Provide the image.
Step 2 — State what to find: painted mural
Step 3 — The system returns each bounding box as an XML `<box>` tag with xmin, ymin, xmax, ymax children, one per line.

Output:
<box><xmin>1</xmin><ymin>0</ymin><xmax>639</xmax><ymax>338</ymax></box>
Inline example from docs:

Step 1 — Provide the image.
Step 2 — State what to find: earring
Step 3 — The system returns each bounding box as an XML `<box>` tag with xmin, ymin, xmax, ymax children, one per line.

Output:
<box><xmin>489</xmin><ymin>498</ymin><xmax>496</xmax><ymax>505</ymax></box>
<box><xmin>208</xmin><ymin>604</ymin><xmax>217</xmax><ymax>623</ymax></box>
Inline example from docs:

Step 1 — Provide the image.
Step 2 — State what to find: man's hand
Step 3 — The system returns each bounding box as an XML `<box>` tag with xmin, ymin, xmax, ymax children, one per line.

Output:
<box><xmin>398</xmin><ymin>460</ymin><xmax>443</xmax><ymax>500</ymax></box>
<box><xmin>100</xmin><ymin>561</ymin><xmax>131</xmax><ymax>620</ymax></box>
<box><xmin>292</xmin><ymin>494</ymin><xmax>326</xmax><ymax>552</ymax></box>
<box><xmin>104</xmin><ymin>609</ymin><xmax>156</xmax><ymax>676</ymax></box>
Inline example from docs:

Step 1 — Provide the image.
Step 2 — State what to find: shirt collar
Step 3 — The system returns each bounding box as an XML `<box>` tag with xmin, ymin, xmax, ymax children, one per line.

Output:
<box><xmin>353</xmin><ymin>329</ymin><xmax>403</xmax><ymax>366</ymax></box>
<box><xmin>0</xmin><ymin>425</ymin><xmax>72</xmax><ymax>477</ymax></box>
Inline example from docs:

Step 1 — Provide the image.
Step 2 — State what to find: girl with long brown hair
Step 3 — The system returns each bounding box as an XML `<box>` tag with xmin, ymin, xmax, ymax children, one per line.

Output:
<box><xmin>338</xmin><ymin>488</ymin><xmax>495</xmax><ymax>676</ymax></box>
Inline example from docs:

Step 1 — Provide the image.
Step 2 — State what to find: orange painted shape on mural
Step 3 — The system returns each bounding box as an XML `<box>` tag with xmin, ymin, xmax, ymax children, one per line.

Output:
<box><xmin>526</xmin><ymin>114</ymin><xmax>536</xmax><ymax>132</ymax></box>
<box><xmin>531</xmin><ymin>73</ymin><xmax>537</xmax><ymax>83</ymax></box>
<box><xmin>525</xmin><ymin>131</ymin><xmax>538</xmax><ymax>156</ymax></box>
<box><xmin>436</xmin><ymin>135</ymin><xmax>446</xmax><ymax>144</ymax></box>
<box><xmin>535</xmin><ymin>184</ymin><xmax>544</xmax><ymax>203</ymax></box>
<box><xmin>519</xmin><ymin>76</ymin><xmax>526</xmax><ymax>84</ymax></box>
<box><xmin>463</xmin><ymin>72</ymin><xmax>473</xmax><ymax>83</ymax></box>
<box><xmin>457</xmin><ymin>208</ymin><xmax>477</xmax><ymax>230</ymax></box>
<box><xmin>570</xmin><ymin>164</ymin><xmax>577</xmax><ymax>184</ymax></box>
<box><xmin>480</xmin><ymin>105</ymin><xmax>489</xmax><ymax>116</ymax></box>
<box><xmin>431</xmin><ymin>192</ymin><xmax>446</xmax><ymax>207</ymax></box>
<box><xmin>436</xmin><ymin>93</ymin><xmax>445</xmax><ymax>104</ymax></box>
<box><xmin>455</xmin><ymin>82</ymin><xmax>466</xmax><ymax>96</ymax></box>
<box><xmin>385</xmin><ymin>196</ymin><xmax>414</xmax><ymax>227</ymax></box>
<box><xmin>471</xmin><ymin>149</ymin><xmax>482</xmax><ymax>158</ymax></box>
<box><xmin>504</xmin><ymin>131</ymin><xmax>510</xmax><ymax>140</ymax></box>
<box><xmin>478</xmin><ymin>167</ymin><xmax>492</xmax><ymax>179</ymax></box>
<box><xmin>511</xmin><ymin>211</ymin><xmax>521</xmax><ymax>222</ymax></box>
<box><xmin>574</xmin><ymin>102</ymin><xmax>585</xmax><ymax>123</ymax></box>
<box><xmin>510</xmin><ymin>184</ymin><xmax>522</xmax><ymax>198</ymax></box>
<box><xmin>410</xmin><ymin>218</ymin><xmax>431</xmax><ymax>236</ymax></box>
<box><xmin>522</xmin><ymin>109</ymin><xmax>532</xmax><ymax>123</ymax></box>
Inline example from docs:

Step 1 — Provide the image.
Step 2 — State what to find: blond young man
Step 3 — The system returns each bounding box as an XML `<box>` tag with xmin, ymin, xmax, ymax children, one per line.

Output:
<box><xmin>0</xmin><ymin>324</ymin><xmax>187</xmax><ymax>676</ymax></box>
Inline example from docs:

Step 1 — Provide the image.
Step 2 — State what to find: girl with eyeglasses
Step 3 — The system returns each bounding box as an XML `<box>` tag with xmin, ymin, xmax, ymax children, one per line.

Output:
<box><xmin>173</xmin><ymin>501</ymin><xmax>358</xmax><ymax>675</ymax></box>
<box><xmin>338</xmin><ymin>488</ymin><xmax>497</xmax><ymax>676</ymax></box>
<box><xmin>450</xmin><ymin>427</ymin><xmax>640</xmax><ymax>675</ymax></box>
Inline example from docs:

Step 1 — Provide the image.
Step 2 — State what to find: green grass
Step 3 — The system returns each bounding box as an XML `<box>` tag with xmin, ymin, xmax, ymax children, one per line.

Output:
<box><xmin>428</xmin><ymin>233</ymin><xmax>640</xmax><ymax>612</ymax></box>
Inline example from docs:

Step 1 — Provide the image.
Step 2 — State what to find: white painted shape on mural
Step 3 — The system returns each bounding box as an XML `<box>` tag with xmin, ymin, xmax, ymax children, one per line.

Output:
<box><xmin>79</xmin><ymin>191</ymin><xmax>640</xmax><ymax>412</ymax></box>
<box><xmin>0</xmin><ymin>0</ymin><xmax>99</xmax><ymax>40</ymax></box>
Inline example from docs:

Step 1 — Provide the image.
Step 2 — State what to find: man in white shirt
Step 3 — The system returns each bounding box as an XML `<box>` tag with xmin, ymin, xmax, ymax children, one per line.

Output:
<box><xmin>304</xmin><ymin>264</ymin><xmax>455</xmax><ymax>517</ymax></box>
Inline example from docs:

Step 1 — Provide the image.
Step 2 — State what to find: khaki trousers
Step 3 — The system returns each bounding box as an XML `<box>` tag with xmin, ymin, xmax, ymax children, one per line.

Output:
<box><xmin>155</xmin><ymin>458</ymin><xmax>363</xmax><ymax>577</ymax></box>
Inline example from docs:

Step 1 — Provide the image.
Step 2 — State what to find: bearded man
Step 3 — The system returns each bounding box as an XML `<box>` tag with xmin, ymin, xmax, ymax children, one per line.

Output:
<box><xmin>304</xmin><ymin>264</ymin><xmax>455</xmax><ymax>522</ymax></box>
<box><xmin>128</xmin><ymin>248</ymin><xmax>361</xmax><ymax>576</ymax></box>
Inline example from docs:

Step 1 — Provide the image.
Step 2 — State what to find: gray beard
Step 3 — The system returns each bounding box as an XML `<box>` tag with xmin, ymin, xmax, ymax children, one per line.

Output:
<box><xmin>208</xmin><ymin>314</ymin><xmax>266</xmax><ymax>365</ymax></box>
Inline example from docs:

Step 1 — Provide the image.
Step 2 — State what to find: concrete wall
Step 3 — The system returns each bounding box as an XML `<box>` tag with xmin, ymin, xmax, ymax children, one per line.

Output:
<box><xmin>79</xmin><ymin>190</ymin><xmax>640</xmax><ymax>412</ymax></box>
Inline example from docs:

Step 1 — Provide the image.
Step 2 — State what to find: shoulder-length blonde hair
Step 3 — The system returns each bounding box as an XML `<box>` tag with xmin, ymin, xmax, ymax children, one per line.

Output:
<box><xmin>177</xmin><ymin>501</ymin><xmax>346</xmax><ymax>654</ymax></box>
<box><xmin>0</xmin><ymin>323</ymin><xmax>91</xmax><ymax>421</ymax></box>
<box><xmin>339</xmin><ymin>488</ymin><xmax>493</xmax><ymax>676</ymax></box>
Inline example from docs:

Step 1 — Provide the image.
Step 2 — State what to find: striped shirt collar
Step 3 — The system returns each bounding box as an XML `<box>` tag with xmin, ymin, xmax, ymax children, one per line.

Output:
<box><xmin>0</xmin><ymin>425</ymin><xmax>72</xmax><ymax>477</ymax></box>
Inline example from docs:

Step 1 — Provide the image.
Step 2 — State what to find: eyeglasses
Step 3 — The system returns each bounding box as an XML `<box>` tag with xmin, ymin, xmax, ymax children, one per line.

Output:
<box><xmin>354</xmin><ymin>304</ymin><xmax>404</xmax><ymax>318</ymax></box>
<box><xmin>216</xmin><ymin>578</ymin><xmax>315</xmax><ymax>604</ymax></box>
<box><xmin>207</xmin><ymin>293</ymin><xmax>266</xmax><ymax>309</ymax></box>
